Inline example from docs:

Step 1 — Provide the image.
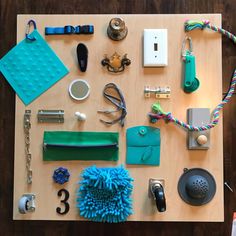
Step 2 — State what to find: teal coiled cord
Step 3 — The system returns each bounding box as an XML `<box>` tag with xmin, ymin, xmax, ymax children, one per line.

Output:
<box><xmin>149</xmin><ymin>20</ymin><xmax>236</xmax><ymax>131</ymax></box>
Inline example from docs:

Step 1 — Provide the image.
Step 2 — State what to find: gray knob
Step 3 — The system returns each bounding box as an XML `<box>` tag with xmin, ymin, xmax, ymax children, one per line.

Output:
<box><xmin>107</xmin><ymin>18</ymin><xmax>128</xmax><ymax>41</ymax></box>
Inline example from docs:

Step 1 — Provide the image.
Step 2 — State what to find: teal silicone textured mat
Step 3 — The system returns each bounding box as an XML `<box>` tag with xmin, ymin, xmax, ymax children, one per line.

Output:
<box><xmin>0</xmin><ymin>30</ymin><xmax>69</xmax><ymax>105</ymax></box>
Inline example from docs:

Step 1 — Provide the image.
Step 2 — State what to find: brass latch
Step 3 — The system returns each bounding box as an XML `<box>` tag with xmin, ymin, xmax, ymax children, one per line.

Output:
<box><xmin>144</xmin><ymin>86</ymin><xmax>171</xmax><ymax>98</ymax></box>
<box><xmin>37</xmin><ymin>110</ymin><xmax>64</xmax><ymax>123</ymax></box>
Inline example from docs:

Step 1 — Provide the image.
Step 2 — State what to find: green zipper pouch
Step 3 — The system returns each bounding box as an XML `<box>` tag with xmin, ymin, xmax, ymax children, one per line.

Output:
<box><xmin>126</xmin><ymin>126</ymin><xmax>160</xmax><ymax>166</ymax></box>
<box><xmin>43</xmin><ymin>131</ymin><xmax>119</xmax><ymax>161</ymax></box>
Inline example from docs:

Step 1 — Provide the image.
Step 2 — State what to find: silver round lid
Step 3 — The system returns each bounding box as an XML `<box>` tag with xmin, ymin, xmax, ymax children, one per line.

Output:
<box><xmin>68</xmin><ymin>79</ymin><xmax>90</xmax><ymax>101</ymax></box>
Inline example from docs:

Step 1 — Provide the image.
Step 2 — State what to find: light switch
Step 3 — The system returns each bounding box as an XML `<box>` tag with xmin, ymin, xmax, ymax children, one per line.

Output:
<box><xmin>143</xmin><ymin>29</ymin><xmax>168</xmax><ymax>67</ymax></box>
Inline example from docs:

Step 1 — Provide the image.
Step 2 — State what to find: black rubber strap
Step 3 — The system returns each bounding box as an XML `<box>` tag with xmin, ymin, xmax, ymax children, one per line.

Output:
<box><xmin>77</xmin><ymin>43</ymin><xmax>88</xmax><ymax>72</ymax></box>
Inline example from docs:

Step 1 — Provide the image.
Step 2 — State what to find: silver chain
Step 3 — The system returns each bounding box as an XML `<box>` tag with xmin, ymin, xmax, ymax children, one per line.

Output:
<box><xmin>24</xmin><ymin>110</ymin><xmax>32</xmax><ymax>184</ymax></box>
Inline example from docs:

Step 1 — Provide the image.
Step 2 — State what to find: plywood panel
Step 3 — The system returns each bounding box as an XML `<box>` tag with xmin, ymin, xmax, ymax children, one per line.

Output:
<box><xmin>13</xmin><ymin>14</ymin><xmax>223</xmax><ymax>221</ymax></box>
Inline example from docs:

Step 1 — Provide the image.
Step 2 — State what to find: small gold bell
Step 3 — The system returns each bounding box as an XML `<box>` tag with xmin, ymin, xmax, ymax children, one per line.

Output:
<box><xmin>107</xmin><ymin>17</ymin><xmax>128</xmax><ymax>41</ymax></box>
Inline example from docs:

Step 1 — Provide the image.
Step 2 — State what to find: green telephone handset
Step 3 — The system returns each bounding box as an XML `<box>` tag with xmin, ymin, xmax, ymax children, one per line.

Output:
<box><xmin>183</xmin><ymin>51</ymin><xmax>200</xmax><ymax>93</ymax></box>
<box><xmin>182</xmin><ymin>37</ymin><xmax>200</xmax><ymax>93</ymax></box>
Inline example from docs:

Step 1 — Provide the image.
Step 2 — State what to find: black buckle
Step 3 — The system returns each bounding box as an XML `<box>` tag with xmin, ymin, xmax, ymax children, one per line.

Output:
<box><xmin>81</xmin><ymin>25</ymin><xmax>89</xmax><ymax>34</ymax></box>
<box><xmin>74</xmin><ymin>26</ymin><xmax>81</xmax><ymax>34</ymax></box>
<box><xmin>64</xmin><ymin>25</ymin><xmax>75</xmax><ymax>34</ymax></box>
<box><xmin>80</xmin><ymin>25</ymin><xmax>94</xmax><ymax>34</ymax></box>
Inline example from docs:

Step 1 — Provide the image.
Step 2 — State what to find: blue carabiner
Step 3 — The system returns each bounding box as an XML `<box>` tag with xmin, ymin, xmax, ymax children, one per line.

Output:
<box><xmin>25</xmin><ymin>20</ymin><xmax>37</xmax><ymax>41</ymax></box>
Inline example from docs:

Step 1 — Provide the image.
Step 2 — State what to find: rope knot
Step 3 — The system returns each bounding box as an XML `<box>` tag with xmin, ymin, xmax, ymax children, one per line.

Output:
<box><xmin>202</xmin><ymin>20</ymin><xmax>210</xmax><ymax>28</ymax></box>
<box><xmin>164</xmin><ymin>112</ymin><xmax>172</xmax><ymax>123</ymax></box>
<box><xmin>184</xmin><ymin>20</ymin><xmax>210</xmax><ymax>31</ymax></box>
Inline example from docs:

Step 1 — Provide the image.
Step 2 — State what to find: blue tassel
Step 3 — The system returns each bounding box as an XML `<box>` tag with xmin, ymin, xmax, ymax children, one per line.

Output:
<box><xmin>77</xmin><ymin>165</ymin><xmax>133</xmax><ymax>223</ymax></box>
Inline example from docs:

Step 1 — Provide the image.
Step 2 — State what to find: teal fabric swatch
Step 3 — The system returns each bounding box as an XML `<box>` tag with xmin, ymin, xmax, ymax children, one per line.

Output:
<box><xmin>126</xmin><ymin>126</ymin><xmax>161</xmax><ymax>166</ymax></box>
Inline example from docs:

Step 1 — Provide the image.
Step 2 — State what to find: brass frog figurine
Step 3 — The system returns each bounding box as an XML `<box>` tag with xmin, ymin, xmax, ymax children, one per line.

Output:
<box><xmin>101</xmin><ymin>52</ymin><xmax>131</xmax><ymax>73</ymax></box>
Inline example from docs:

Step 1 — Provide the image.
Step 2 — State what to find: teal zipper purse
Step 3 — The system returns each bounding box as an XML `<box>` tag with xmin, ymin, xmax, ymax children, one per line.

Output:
<box><xmin>43</xmin><ymin>131</ymin><xmax>119</xmax><ymax>161</ymax></box>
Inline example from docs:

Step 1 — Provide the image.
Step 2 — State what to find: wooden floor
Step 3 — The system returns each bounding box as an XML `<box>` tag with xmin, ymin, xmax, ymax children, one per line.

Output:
<box><xmin>0</xmin><ymin>0</ymin><xmax>235</xmax><ymax>235</ymax></box>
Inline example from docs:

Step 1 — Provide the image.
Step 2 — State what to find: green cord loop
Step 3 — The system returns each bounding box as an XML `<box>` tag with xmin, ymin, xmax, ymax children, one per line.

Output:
<box><xmin>152</xmin><ymin>102</ymin><xmax>168</xmax><ymax>115</ymax></box>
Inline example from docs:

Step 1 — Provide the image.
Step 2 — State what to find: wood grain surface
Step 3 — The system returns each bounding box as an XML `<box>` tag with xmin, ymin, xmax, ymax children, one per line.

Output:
<box><xmin>0</xmin><ymin>0</ymin><xmax>236</xmax><ymax>235</ymax></box>
<box><xmin>13</xmin><ymin>14</ymin><xmax>223</xmax><ymax>222</ymax></box>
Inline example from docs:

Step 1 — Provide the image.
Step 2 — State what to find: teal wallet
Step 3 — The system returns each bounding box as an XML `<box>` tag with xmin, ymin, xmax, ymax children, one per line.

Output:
<box><xmin>126</xmin><ymin>126</ymin><xmax>160</xmax><ymax>165</ymax></box>
<box><xmin>43</xmin><ymin>131</ymin><xmax>119</xmax><ymax>161</ymax></box>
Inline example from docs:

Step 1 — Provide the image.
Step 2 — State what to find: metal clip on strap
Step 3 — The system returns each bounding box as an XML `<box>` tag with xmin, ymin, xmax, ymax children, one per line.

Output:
<box><xmin>45</xmin><ymin>25</ymin><xmax>94</xmax><ymax>35</ymax></box>
<box><xmin>25</xmin><ymin>19</ymin><xmax>37</xmax><ymax>41</ymax></box>
<box><xmin>181</xmin><ymin>36</ymin><xmax>193</xmax><ymax>58</ymax></box>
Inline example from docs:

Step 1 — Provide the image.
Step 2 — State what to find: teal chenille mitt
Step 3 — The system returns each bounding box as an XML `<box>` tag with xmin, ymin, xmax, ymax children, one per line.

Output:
<box><xmin>77</xmin><ymin>165</ymin><xmax>133</xmax><ymax>223</ymax></box>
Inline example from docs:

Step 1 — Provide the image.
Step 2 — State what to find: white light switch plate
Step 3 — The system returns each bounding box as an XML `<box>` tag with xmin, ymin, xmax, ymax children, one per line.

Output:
<box><xmin>143</xmin><ymin>29</ymin><xmax>168</xmax><ymax>67</ymax></box>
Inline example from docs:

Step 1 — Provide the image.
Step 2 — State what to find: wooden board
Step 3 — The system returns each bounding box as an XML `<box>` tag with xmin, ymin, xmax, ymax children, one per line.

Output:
<box><xmin>13</xmin><ymin>14</ymin><xmax>223</xmax><ymax>221</ymax></box>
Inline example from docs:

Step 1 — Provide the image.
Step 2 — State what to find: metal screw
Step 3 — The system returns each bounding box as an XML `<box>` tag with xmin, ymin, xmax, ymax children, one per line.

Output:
<box><xmin>224</xmin><ymin>182</ymin><xmax>233</xmax><ymax>192</ymax></box>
